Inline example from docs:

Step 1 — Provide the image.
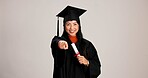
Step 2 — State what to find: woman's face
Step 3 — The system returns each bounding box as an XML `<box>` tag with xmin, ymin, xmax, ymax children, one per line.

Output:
<box><xmin>65</xmin><ymin>20</ymin><xmax>79</xmax><ymax>36</ymax></box>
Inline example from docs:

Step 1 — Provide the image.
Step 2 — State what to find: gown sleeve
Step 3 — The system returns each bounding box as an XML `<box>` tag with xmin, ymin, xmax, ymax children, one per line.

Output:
<box><xmin>51</xmin><ymin>36</ymin><xmax>66</xmax><ymax>68</ymax></box>
<box><xmin>87</xmin><ymin>42</ymin><xmax>101</xmax><ymax>78</ymax></box>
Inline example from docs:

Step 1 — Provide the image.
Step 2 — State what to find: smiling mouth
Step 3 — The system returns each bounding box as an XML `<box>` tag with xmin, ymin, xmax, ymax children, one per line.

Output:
<box><xmin>69</xmin><ymin>30</ymin><xmax>75</xmax><ymax>33</ymax></box>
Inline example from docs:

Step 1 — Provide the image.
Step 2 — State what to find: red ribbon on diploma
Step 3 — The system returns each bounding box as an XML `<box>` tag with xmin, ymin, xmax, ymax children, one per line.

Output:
<box><xmin>74</xmin><ymin>52</ymin><xmax>80</xmax><ymax>57</ymax></box>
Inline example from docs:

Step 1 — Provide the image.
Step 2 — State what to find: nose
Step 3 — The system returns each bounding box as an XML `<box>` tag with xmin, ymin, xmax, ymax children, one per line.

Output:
<box><xmin>70</xmin><ymin>25</ymin><xmax>74</xmax><ymax>29</ymax></box>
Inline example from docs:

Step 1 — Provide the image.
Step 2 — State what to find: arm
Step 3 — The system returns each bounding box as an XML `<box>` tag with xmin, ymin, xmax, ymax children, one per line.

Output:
<box><xmin>87</xmin><ymin>42</ymin><xmax>101</xmax><ymax>78</ymax></box>
<box><xmin>51</xmin><ymin>36</ymin><xmax>67</xmax><ymax>67</ymax></box>
<box><xmin>51</xmin><ymin>36</ymin><xmax>61</xmax><ymax>58</ymax></box>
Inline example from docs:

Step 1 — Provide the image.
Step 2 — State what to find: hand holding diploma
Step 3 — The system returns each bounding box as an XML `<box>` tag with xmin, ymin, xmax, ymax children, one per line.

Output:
<box><xmin>71</xmin><ymin>43</ymin><xmax>89</xmax><ymax>66</ymax></box>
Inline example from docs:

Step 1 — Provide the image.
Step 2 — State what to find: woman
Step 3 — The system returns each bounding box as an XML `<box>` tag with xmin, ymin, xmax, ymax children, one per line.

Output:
<box><xmin>51</xmin><ymin>6</ymin><xmax>101</xmax><ymax>78</ymax></box>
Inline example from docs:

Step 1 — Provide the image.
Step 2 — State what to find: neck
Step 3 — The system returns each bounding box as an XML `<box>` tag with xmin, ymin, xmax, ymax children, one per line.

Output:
<box><xmin>69</xmin><ymin>35</ymin><xmax>78</xmax><ymax>43</ymax></box>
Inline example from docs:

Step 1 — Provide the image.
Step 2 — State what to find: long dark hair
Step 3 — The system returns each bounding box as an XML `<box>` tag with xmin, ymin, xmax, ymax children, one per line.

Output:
<box><xmin>61</xmin><ymin>19</ymin><xmax>88</xmax><ymax>58</ymax></box>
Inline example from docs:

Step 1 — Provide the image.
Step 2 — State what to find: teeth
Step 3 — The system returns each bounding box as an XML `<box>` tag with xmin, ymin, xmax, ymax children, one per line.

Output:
<box><xmin>70</xmin><ymin>30</ymin><xmax>75</xmax><ymax>33</ymax></box>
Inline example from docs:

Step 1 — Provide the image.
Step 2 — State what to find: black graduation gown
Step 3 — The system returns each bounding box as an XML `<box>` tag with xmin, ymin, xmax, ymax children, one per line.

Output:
<box><xmin>51</xmin><ymin>36</ymin><xmax>101</xmax><ymax>78</ymax></box>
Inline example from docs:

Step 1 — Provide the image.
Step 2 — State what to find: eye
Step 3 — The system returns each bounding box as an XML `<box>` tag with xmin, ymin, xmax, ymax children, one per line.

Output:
<box><xmin>66</xmin><ymin>23</ymin><xmax>70</xmax><ymax>26</ymax></box>
<box><xmin>74</xmin><ymin>23</ymin><xmax>78</xmax><ymax>26</ymax></box>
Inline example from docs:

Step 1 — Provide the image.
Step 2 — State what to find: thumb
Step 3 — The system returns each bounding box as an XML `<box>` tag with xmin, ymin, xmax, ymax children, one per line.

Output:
<box><xmin>63</xmin><ymin>42</ymin><xmax>68</xmax><ymax>50</ymax></box>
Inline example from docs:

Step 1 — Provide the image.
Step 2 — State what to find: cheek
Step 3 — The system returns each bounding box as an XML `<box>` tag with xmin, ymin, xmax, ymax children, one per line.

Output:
<box><xmin>76</xmin><ymin>26</ymin><xmax>79</xmax><ymax>31</ymax></box>
<box><xmin>65</xmin><ymin>26</ymin><xmax>69</xmax><ymax>32</ymax></box>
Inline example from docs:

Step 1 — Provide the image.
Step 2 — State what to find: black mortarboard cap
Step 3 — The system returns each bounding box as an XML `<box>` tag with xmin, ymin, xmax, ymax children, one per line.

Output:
<box><xmin>56</xmin><ymin>5</ymin><xmax>86</xmax><ymax>36</ymax></box>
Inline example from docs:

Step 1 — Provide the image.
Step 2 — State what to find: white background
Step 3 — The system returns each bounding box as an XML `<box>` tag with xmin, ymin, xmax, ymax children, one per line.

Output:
<box><xmin>0</xmin><ymin>0</ymin><xmax>148</xmax><ymax>78</ymax></box>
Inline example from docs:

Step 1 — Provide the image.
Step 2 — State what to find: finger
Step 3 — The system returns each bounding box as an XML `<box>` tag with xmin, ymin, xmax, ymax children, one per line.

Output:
<box><xmin>61</xmin><ymin>42</ymin><xmax>65</xmax><ymax>46</ymax></box>
<box><xmin>78</xmin><ymin>61</ymin><xmax>81</xmax><ymax>64</ymax></box>
<box><xmin>64</xmin><ymin>42</ymin><xmax>68</xmax><ymax>49</ymax></box>
<box><xmin>63</xmin><ymin>45</ymin><xmax>67</xmax><ymax>50</ymax></box>
<box><xmin>77</xmin><ymin>55</ymin><xmax>83</xmax><ymax>60</ymax></box>
<box><xmin>77</xmin><ymin>55</ymin><xmax>82</xmax><ymax>60</ymax></box>
<box><xmin>78</xmin><ymin>60</ymin><xmax>83</xmax><ymax>64</ymax></box>
<box><xmin>58</xmin><ymin>41</ymin><xmax>64</xmax><ymax>49</ymax></box>
<box><xmin>63</xmin><ymin>42</ymin><xmax>67</xmax><ymax>49</ymax></box>
<box><xmin>79</xmin><ymin>56</ymin><xmax>86</xmax><ymax>63</ymax></box>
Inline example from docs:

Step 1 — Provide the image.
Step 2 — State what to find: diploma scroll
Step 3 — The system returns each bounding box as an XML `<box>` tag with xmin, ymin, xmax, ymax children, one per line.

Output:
<box><xmin>71</xmin><ymin>43</ymin><xmax>80</xmax><ymax>56</ymax></box>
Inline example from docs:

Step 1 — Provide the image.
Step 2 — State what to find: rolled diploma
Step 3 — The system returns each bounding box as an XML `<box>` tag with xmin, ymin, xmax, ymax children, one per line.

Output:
<box><xmin>71</xmin><ymin>43</ymin><xmax>80</xmax><ymax>56</ymax></box>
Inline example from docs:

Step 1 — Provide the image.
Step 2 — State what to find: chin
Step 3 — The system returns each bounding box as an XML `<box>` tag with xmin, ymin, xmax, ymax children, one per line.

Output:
<box><xmin>69</xmin><ymin>34</ymin><xmax>76</xmax><ymax>36</ymax></box>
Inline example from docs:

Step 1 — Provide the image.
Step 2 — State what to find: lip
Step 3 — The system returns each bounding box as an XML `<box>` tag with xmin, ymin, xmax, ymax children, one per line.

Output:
<box><xmin>69</xmin><ymin>32</ymin><xmax>75</xmax><ymax>34</ymax></box>
<box><xmin>69</xmin><ymin>30</ymin><xmax>76</xmax><ymax>33</ymax></box>
<box><xmin>69</xmin><ymin>30</ymin><xmax>76</xmax><ymax>35</ymax></box>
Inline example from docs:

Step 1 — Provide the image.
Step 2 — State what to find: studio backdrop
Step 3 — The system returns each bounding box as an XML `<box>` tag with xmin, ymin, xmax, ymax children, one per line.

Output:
<box><xmin>0</xmin><ymin>0</ymin><xmax>148</xmax><ymax>78</ymax></box>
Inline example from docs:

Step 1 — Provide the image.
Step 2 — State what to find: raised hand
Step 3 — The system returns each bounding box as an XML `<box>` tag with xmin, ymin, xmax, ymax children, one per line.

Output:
<box><xmin>58</xmin><ymin>40</ymin><xmax>68</xmax><ymax>50</ymax></box>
